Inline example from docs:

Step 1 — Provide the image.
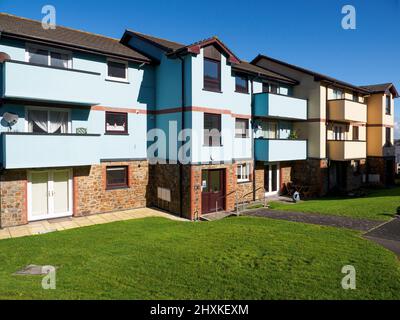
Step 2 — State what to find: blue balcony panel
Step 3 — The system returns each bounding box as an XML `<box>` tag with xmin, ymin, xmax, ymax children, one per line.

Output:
<box><xmin>2</xmin><ymin>60</ymin><xmax>100</xmax><ymax>105</ymax></box>
<box><xmin>253</xmin><ymin>93</ymin><xmax>307</xmax><ymax>120</ymax></box>
<box><xmin>255</xmin><ymin>139</ymin><xmax>307</xmax><ymax>162</ymax></box>
<box><xmin>2</xmin><ymin>133</ymin><xmax>101</xmax><ymax>169</ymax></box>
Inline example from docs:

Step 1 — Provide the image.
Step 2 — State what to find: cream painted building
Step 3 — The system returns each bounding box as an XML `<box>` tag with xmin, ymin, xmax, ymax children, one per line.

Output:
<box><xmin>252</xmin><ymin>55</ymin><xmax>398</xmax><ymax>194</ymax></box>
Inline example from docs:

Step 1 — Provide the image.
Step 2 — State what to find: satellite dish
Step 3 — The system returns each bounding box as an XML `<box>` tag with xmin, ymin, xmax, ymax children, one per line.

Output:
<box><xmin>3</xmin><ymin>112</ymin><xmax>19</xmax><ymax>128</ymax></box>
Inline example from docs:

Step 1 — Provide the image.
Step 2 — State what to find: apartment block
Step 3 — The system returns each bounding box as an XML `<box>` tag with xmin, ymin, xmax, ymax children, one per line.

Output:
<box><xmin>0</xmin><ymin>13</ymin><xmax>397</xmax><ymax>227</ymax></box>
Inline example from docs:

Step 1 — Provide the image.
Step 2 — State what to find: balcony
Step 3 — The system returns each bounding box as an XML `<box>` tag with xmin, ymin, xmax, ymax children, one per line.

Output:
<box><xmin>327</xmin><ymin>140</ymin><xmax>366</xmax><ymax>161</ymax></box>
<box><xmin>1</xmin><ymin>133</ymin><xmax>101</xmax><ymax>169</ymax></box>
<box><xmin>253</xmin><ymin>93</ymin><xmax>307</xmax><ymax>120</ymax></box>
<box><xmin>327</xmin><ymin>99</ymin><xmax>367</xmax><ymax>123</ymax></box>
<box><xmin>2</xmin><ymin>60</ymin><xmax>101</xmax><ymax>105</ymax></box>
<box><xmin>255</xmin><ymin>139</ymin><xmax>307</xmax><ymax>162</ymax></box>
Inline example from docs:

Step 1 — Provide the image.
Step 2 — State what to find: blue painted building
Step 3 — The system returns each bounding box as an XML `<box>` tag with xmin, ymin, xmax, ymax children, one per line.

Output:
<box><xmin>0</xmin><ymin>13</ymin><xmax>309</xmax><ymax>227</ymax></box>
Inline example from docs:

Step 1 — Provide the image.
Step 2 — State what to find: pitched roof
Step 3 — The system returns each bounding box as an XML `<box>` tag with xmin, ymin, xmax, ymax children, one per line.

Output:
<box><xmin>252</xmin><ymin>54</ymin><xmax>371</xmax><ymax>94</ymax></box>
<box><xmin>123</xmin><ymin>31</ymin><xmax>295</xmax><ymax>83</ymax></box>
<box><xmin>0</xmin><ymin>13</ymin><xmax>151</xmax><ymax>63</ymax></box>
<box><xmin>359</xmin><ymin>83</ymin><xmax>399</xmax><ymax>98</ymax></box>
<box><xmin>233</xmin><ymin>61</ymin><xmax>297</xmax><ymax>84</ymax></box>
<box><xmin>122</xmin><ymin>29</ymin><xmax>185</xmax><ymax>52</ymax></box>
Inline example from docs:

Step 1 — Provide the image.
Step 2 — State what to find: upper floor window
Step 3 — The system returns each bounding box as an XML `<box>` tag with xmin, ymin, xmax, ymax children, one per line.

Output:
<box><xmin>204</xmin><ymin>113</ymin><xmax>221</xmax><ymax>146</ymax></box>
<box><xmin>27</xmin><ymin>108</ymin><xmax>70</xmax><ymax>134</ymax></box>
<box><xmin>386</xmin><ymin>95</ymin><xmax>391</xmax><ymax>115</ymax></box>
<box><xmin>352</xmin><ymin>92</ymin><xmax>359</xmax><ymax>102</ymax></box>
<box><xmin>105</xmin><ymin>111</ymin><xmax>128</xmax><ymax>134</ymax></box>
<box><xmin>235</xmin><ymin>75</ymin><xmax>248</xmax><ymax>93</ymax></box>
<box><xmin>352</xmin><ymin>126</ymin><xmax>359</xmax><ymax>141</ymax></box>
<box><xmin>27</xmin><ymin>45</ymin><xmax>71</xmax><ymax>69</ymax></box>
<box><xmin>333</xmin><ymin>125</ymin><xmax>345</xmax><ymax>141</ymax></box>
<box><xmin>332</xmin><ymin>88</ymin><xmax>344</xmax><ymax>100</ymax></box>
<box><xmin>204</xmin><ymin>58</ymin><xmax>221</xmax><ymax>92</ymax></box>
<box><xmin>262</xmin><ymin>83</ymin><xmax>289</xmax><ymax>96</ymax></box>
<box><xmin>385</xmin><ymin>127</ymin><xmax>391</xmax><ymax>146</ymax></box>
<box><xmin>235</xmin><ymin>118</ymin><xmax>249</xmax><ymax>138</ymax></box>
<box><xmin>258</xmin><ymin>121</ymin><xmax>278</xmax><ymax>139</ymax></box>
<box><xmin>107</xmin><ymin>59</ymin><xmax>128</xmax><ymax>81</ymax></box>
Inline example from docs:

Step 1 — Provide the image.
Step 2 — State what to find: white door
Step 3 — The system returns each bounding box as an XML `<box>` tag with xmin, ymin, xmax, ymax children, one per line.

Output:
<box><xmin>265</xmin><ymin>164</ymin><xmax>280</xmax><ymax>196</ymax></box>
<box><xmin>28</xmin><ymin>169</ymin><xmax>72</xmax><ymax>221</ymax></box>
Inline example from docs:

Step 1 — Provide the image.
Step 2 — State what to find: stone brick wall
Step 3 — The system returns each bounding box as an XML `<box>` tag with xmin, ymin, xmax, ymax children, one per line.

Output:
<box><xmin>280</xmin><ymin>162</ymin><xmax>292</xmax><ymax>193</ymax></box>
<box><xmin>0</xmin><ymin>170</ymin><xmax>27</xmax><ymax>227</ymax></box>
<box><xmin>254</xmin><ymin>162</ymin><xmax>266</xmax><ymax>201</ymax></box>
<box><xmin>292</xmin><ymin>159</ymin><xmax>329</xmax><ymax>197</ymax></box>
<box><xmin>236</xmin><ymin>161</ymin><xmax>254</xmax><ymax>204</ymax></box>
<box><xmin>148</xmin><ymin>163</ymin><xmax>183</xmax><ymax>217</ymax></box>
<box><xmin>74</xmin><ymin>161</ymin><xmax>149</xmax><ymax>216</ymax></box>
<box><xmin>367</xmin><ymin>156</ymin><xmax>395</xmax><ymax>186</ymax></box>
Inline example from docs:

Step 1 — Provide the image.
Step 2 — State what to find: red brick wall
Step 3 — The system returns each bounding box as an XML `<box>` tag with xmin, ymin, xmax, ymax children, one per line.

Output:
<box><xmin>74</xmin><ymin>161</ymin><xmax>149</xmax><ymax>216</ymax></box>
<box><xmin>0</xmin><ymin>170</ymin><xmax>28</xmax><ymax>227</ymax></box>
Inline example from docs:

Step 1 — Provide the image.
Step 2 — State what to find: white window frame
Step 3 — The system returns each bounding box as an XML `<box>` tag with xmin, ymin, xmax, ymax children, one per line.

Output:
<box><xmin>25</xmin><ymin>43</ymin><xmax>73</xmax><ymax>68</ymax></box>
<box><xmin>25</xmin><ymin>106</ymin><xmax>72</xmax><ymax>134</ymax></box>
<box><xmin>265</xmin><ymin>164</ymin><xmax>280</xmax><ymax>196</ymax></box>
<box><xmin>332</xmin><ymin>88</ymin><xmax>344</xmax><ymax>100</ymax></box>
<box><xmin>237</xmin><ymin>163</ymin><xmax>251</xmax><ymax>183</ymax></box>
<box><xmin>106</xmin><ymin>58</ymin><xmax>129</xmax><ymax>82</ymax></box>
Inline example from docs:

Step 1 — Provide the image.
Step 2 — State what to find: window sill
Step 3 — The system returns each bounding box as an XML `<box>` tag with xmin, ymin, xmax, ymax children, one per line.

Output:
<box><xmin>105</xmin><ymin>78</ymin><xmax>130</xmax><ymax>84</ymax></box>
<box><xmin>203</xmin><ymin>145</ymin><xmax>223</xmax><ymax>147</ymax></box>
<box><xmin>203</xmin><ymin>88</ymin><xmax>223</xmax><ymax>94</ymax></box>
<box><xmin>106</xmin><ymin>186</ymin><xmax>130</xmax><ymax>191</ymax></box>
<box><xmin>104</xmin><ymin>132</ymin><xmax>130</xmax><ymax>136</ymax></box>
<box><xmin>235</xmin><ymin>136</ymin><xmax>250</xmax><ymax>139</ymax></box>
<box><xmin>235</xmin><ymin>90</ymin><xmax>249</xmax><ymax>95</ymax></box>
<box><xmin>237</xmin><ymin>180</ymin><xmax>251</xmax><ymax>185</ymax></box>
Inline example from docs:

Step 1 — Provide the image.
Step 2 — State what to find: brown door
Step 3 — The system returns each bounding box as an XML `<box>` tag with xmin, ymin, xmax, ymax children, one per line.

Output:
<box><xmin>201</xmin><ymin>169</ymin><xmax>225</xmax><ymax>214</ymax></box>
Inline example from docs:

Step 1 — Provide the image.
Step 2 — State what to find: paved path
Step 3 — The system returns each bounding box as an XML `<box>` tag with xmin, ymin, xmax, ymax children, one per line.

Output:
<box><xmin>244</xmin><ymin>209</ymin><xmax>383</xmax><ymax>231</ymax></box>
<box><xmin>364</xmin><ymin>219</ymin><xmax>400</xmax><ymax>257</ymax></box>
<box><xmin>0</xmin><ymin>208</ymin><xmax>186</xmax><ymax>240</ymax></box>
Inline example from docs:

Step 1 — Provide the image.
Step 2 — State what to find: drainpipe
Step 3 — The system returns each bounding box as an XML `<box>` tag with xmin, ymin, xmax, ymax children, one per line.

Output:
<box><xmin>325</xmin><ymin>85</ymin><xmax>330</xmax><ymax>192</ymax></box>
<box><xmin>177</xmin><ymin>55</ymin><xmax>185</xmax><ymax>218</ymax></box>
<box><xmin>250</xmin><ymin>78</ymin><xmax>256</xmax><ymax>201</ymax></box>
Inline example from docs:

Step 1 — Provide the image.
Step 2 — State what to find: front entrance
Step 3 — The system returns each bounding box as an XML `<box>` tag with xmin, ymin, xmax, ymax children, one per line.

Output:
<box><xmin>201</xmin><ymin>169</ymin><xmax>225</xmax><ymax>214</ymax></box>
<box><xmin>264</xmin><ymin>164</ymin><xmax>280</xmax><ymax>196</ymax></box>
<box><xmin>28</xmin><ymin>169</ymin><xmax>73</xmax><ymax>222</ymax></box>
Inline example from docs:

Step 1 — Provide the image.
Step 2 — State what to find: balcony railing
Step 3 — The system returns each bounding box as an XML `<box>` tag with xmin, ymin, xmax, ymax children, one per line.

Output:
<box><xmin>253</xmin><ymin>92</ymin><xmax>307</xmax><ymax>120</ymax></box>
<box><xmin>1</xmin><ymin>132</ymin><xmax>101</xmax><ymax>169</ymax></box>
<box><xmin>327</xmin><ymin>99</ymin><xmax>367</xmax><ymax>123</ymax></box>
<box><xmin>327</xmin><ymin>140</ymin><xmax>366</xmax><ymax>161</ymax></box>
<box><xmin>255</xmin><ymin>138</ymin><xmax>307</xmax><ymax>162</ymax></box>
<box><xmin>2</xmin><ymin>60</ymin><xmax>101</xmax><ymax>105</ymax></box>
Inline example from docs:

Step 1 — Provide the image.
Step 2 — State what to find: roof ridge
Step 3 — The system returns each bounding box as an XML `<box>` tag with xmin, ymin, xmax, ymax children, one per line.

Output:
<box><xmin>0</xmin><ymin>12</ymin><xmax>122</xmax><ymax>43</ymax></box>
<box><xmin>126</xmin><ymin>29</ymin><xmax>186</xmax><ymax>47</ymax></box>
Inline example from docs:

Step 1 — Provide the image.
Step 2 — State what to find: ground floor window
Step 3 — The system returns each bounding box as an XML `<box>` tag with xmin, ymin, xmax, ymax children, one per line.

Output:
<box><xmin>106</xmin><ymin>166</ymin><xmax>129</xmax><ymax>189</ymax></box>
<box><xmin>237</xmin><ymin>163</ymin><xmax>251</xmax><ymax>183</ymax></box>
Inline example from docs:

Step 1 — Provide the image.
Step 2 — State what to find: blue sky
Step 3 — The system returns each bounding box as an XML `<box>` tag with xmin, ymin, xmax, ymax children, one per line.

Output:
<box><xmin>1</xmin><ymin>0</ymin><xmax>399</xmax><ymax>137</ymax></box>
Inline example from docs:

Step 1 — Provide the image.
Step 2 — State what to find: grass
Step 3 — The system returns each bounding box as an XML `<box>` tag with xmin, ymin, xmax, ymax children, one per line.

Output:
<box><xmin>0</xmin><ymin>217</ymin><xmax>399</xmax><ymax>300</ymax></box>
<box><xmin>269</xmin><ymin>187</ymin><xmax>400</xmax><ymax>221</ymax></box>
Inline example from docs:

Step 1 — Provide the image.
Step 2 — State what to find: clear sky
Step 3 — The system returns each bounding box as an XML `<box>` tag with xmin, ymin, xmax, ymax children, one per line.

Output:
<box><xmin>1</xmin><ymin>0</ymin><xmax>399</xmax><ymax>137</ymax></box>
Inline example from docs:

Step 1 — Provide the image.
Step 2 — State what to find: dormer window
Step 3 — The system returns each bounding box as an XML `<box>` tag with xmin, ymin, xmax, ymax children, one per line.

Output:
<box><xmin>235</xmin><ymin>75</ymin><xmax>248</xmax><ymax>94</ymax></box>
<box><xmin>203</xmin><ymin>45</ymin><xmax>221</xmax><ymax>92</ymax></box>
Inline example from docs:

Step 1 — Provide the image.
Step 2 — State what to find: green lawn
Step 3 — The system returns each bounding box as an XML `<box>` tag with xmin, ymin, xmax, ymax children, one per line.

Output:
<box><xmin>270</xmin><ymin>187</ymin><xmax>400</xmax><ymax>221</ymax></box>
<box><xmin>0</xmin><ymin>217</ymin><xmax>399</xmax><ymax>300</ymax></box>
